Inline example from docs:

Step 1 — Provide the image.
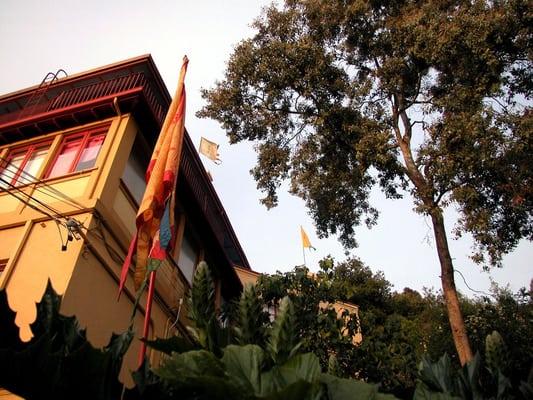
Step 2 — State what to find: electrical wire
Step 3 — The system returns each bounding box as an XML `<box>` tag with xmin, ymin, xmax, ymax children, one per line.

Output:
<box><xmin>0</xmin><ymin>157</ymin><xmax>87</xmax><ymax>211</ymax></box>
<box><xmin>0</xmin><ymin>158</ymin><xmax>186</xmax><ymax>299</ymax></box>
<box><xmin>0</xmin><ymin>176</ymin><xmax>65</xmax><ymax>222</ymax></box>
<box><xmin>453</xmin><ymin>268</ymin><xmax>495</xmax><ymax>298</ymax></box>
<box><xmin>0</xmin><ymin>168</ymin><xmax>78</xmax><ymax>218</ymax></box>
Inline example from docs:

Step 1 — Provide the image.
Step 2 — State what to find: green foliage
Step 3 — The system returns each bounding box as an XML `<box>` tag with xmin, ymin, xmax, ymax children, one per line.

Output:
<box><xmin>154</xmin><ymin>335</ymin><xmax>391</xmax><ymax>400</ymax></box>
<box><xmin>199</xmin><ymin>0</ymin><xmax>532</xmax><ymax>266</ymax></box>
<box><xmin>187</xmin><ymin>261</ymin><xmax>233</xmax><ymax>355</ymax></box>
<box><xmin>414</xmin><ymin>351</ymin><xmax>518</xmax><ymax>400</ymax></box>
<box><xmin>151</xmin><ymin>262</ymin><xmax>396</xmax><ymax>399</ymax></box>
<box><xmin>256</xmin><ymin>258</ymin><xmax>533</xmax><ymax>398</ymax></box>
<box><xmin>258</xmin><ymin>258</ymin><xmax>423</xmax><ymax>397</ymax></box>
<box><xmin>199</xmin><ymin>0</ymin><xmax>532</xmax><ymax>367</ymax></box>
<box><xmin>485</xmin><ymin>331</ymin><xmax>509</xmax><ymax>377</ymax></box>
<box><xmin>266</xmin><ymin>296</ymin><xmax>302</xmax><ymax>364</ymax></box>
<box><xmin>234</xmin><ymin>283</ymin><xmax>269</xmax><ymax>346</ymax></box>
<box><xmin>0</xmin><ymin>281</ymin><xmax>133</xmax><ymax>400</ymax></box>
<box><xmin>464</xmin><ymin>285</ymin><xmax>533</xmax><ymax>389</ymax></box>
<box><xmin>258</xmin><ymin>261</ymin><xmax>361</xmax><ymax>380</ymax></box>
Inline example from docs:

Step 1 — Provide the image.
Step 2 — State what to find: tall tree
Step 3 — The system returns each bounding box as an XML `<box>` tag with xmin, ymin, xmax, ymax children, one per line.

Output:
<box><xmin>199</xmin><ymin>0</ymin><xmax>532</xmax><ymax>365</ymax></box>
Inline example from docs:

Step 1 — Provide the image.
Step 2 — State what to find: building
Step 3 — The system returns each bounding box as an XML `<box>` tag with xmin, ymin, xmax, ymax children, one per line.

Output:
<box><xmin>0</xmin><ymin>55</ymin><xmax>250</xmax><ymax>390</ymax></box>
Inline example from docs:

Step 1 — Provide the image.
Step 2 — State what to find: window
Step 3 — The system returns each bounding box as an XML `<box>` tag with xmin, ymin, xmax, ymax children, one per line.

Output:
<box><xmin>0</xmin><ymin>142</ymin><xmax>51</xmax><ymax>188</ymax></box>
<box><xmin>122</xmin><ymin>134</ymin><xmax>149</xmax><ymax>204</ymax></box>
<box><xmin>173</xmin><ymin>225</ymin><xmax>200</xmax><ymax>285</ymax></box>
<box><xmin>0</xmin><ymin>259</ymin><xmax>7</xmax><ymax>276</ymax></box>
<box><xmin>47</xmin><ymin>128</ymin><xmax>106</xmax><ymax>178</ymax></box>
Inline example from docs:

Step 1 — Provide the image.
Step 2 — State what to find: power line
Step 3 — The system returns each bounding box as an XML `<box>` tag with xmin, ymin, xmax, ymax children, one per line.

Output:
<box><xmin>453</xmin><ymin>268</ymin><xmax>495</xmax><ymax>298</ymax></box>
<box><xmin>0</xmin><ymin>173</ymin><xmax>85</xmax><ymax>251</ymax></box>
<box><xmin>0</xmin><ymin>157</ymin><xmax>86</xmax><ymax>211</ymax></box>
<box><xmin>0</xmin><ymin>159</ymin><xmax>187</xmax><ymax>296</ymax></box>
<box><xmin>0</xmin><ymin>176</ymin><xmax>66</xmax><ymax>222</ymax></box>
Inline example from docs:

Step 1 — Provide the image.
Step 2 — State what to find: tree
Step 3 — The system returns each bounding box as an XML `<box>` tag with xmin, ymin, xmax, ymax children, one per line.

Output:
<box><xmin>258</xmin><ymin>257</ymin><xmax>429</xmax><ymax>398</ymax></box>
<box><xmin>149</xmin><ymin>261</ymin><xmax>398</xmax><ymax>400</ymax></box>
<box><xmin>257</xmin><ymin>260</ymin><xmax>362</xmax><ymax>381</ymax></box>
<box><xmin>199</xmin><ymin>0</ymin><xmax>532</xmax><ymax>365</ymax></box>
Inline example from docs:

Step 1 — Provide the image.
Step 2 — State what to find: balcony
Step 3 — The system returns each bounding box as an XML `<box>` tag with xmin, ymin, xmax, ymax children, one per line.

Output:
<box><xmin>0</xmin><ymin>72</ymin><xmax>166</xmax><ymax>144</ymax></box>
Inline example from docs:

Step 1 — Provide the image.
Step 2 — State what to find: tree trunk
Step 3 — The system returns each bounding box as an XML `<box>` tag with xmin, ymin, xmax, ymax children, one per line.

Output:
<box><xmin>393</xmin><ymin>98</ymin><xmax>474</xmax><ymax>365</ymax></box>
<box><xmin>430</xmin><ymin>209</ymin><xmax>474</xmax><ymax>366</ymax></box>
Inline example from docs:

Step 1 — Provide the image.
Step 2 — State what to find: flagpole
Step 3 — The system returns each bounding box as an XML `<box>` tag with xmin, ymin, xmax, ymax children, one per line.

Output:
<box><xmin>302</xmin><ymin>246</ymin><xmax>306</xmax><ymax>266</ymax></box>
<box><xmin>138</xmin><ymin>269</ymin><xmax>157</xmax><ymax>367</ymax></box>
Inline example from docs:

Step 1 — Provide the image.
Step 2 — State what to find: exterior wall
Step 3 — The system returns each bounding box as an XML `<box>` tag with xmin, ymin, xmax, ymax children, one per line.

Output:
<box><xmin>0</xmin><ymin>116</ymin><xmax>120</xmax><ymax>342</ymax></box>
<box><xmin>0</xmin><ymin>113</ymin><xmax>190</xmax><ymax>388</ymax></box>
<box><xmin>0</xmin><ymin>217</ymin><xmax>87</xmax><ymax>342</ymax></box>
<box><xmin>234</xmin><ymin>265</ymin><xmax>261</xmax><ymax>287</ymax></box>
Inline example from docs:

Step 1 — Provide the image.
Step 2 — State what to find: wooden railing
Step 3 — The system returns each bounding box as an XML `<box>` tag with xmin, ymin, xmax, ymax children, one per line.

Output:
<box><xmin>0</xmin><ymin>72</ymin><xmax>166</xmax><ymax>126</ymax></box>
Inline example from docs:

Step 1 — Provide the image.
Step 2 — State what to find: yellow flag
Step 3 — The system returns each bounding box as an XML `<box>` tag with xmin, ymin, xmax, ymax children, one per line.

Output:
<box><xmin>300</xmin><ymin>226</ymin><xmax>315</xmax><ymax>249</ymax></box>
<box><xmin>199</xmin><ymin>137</ymin><xmax>221</xmax><ymax>164</ymax></box>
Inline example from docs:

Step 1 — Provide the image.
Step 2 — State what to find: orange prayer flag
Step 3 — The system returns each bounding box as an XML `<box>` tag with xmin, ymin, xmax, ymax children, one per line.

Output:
<box><xmin>118</xmin><ymin>56</ymin><xmax>189</xmax><ymax>295</ymax></box>
<box><xmin>300</xmin><ymin>226</ymin><xmax>315</xmax><ymax>250</ymax></box>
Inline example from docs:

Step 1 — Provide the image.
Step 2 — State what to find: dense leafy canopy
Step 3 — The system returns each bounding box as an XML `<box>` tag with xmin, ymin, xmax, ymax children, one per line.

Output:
<box><xmin>199</xmin><ymin>0</ymin><xmax>532</xmax><ymax>266</ymax></box>
<box><xmin>256</xmin><ymin>258</ymin><xmax>533</xmax><ymax>398</ymax></box>
<box><xmin>200</xmin><ymin>0</ymin><xmax>532</xmax><ymax>365</ymax></box>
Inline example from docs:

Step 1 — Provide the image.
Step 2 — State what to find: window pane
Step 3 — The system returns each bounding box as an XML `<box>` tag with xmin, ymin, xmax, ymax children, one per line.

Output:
<box><xmin>122</xmin><ymin>135</ymin><xmax>149</xmax><ymax>204</ymax></box>
<box><xmin>178</xmin><ymin>230</ymin><xmax>198</xmax><ymax>284</ymax></box>
<box><xmin>17</xmin><ymin>147</ymin><xmax>48</xmax><ymax>185</ymax></box>
<box><xmin>75</xmin><ymin>135</ymin><xmax>104</xmax><ymax>172</ymax></box>
<box><xmin>0</xmin><ymin>153</ymin><xmax>24</xmax><ymax>188</ymax></box>
<box><xmin>48</xmin><ymin>140</ymin><xmax>81</xmax><ymax>178</ymax></box>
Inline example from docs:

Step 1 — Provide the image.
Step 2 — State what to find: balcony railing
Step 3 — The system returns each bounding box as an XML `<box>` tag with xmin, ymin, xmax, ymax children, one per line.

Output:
<box><xmin>0</xmin><ymin>72</ymin><xmax>166</xmax><ymax>127</ymax></box>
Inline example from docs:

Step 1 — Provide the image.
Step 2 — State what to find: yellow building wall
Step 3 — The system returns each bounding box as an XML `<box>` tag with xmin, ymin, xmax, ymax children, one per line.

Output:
<box><xmin>60</xmin><ymin>245</ymin><xmax>157</xmax><ymax>387</ymax></box>
<box><xmin>0</xmin><ymin>193</ymin><xmax>21</xmax><ymax>214</ymax></box>
<box><xmin>0</xmin><ymin>225</ymin><xmax>25</xmax><ymax>262</ymax></box>
<box><xmin>0</xmin><ymin>113</ymin><xmax>194</xmax><ymax>391</ymax></box>
<box><xmin>2</xmin><ymin>215</ymin><xmax>88</xmax><ymax>342</ymax></box>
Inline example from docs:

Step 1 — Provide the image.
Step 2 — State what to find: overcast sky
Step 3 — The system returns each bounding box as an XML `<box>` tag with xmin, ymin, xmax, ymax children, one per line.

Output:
<box><xmin>1</xmin><ymin>0</ymin><xmax>530</xmax><ymax>296</ymax></box>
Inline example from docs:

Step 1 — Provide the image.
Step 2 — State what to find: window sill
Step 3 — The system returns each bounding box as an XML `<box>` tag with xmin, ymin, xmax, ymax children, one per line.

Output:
<box><xmin>43</xmin><ymin>167</ymin><xmax>98</xmax><ymax>185</ymax></box>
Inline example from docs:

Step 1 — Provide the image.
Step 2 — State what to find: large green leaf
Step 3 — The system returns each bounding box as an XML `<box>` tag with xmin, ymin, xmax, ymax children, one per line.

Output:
<box><xmin>321</xmin><ymin>373</ymin><xmax>398</xmax><ymax>400</ymax></box>
<box><xmin>412</xmin><ymin>386</ymin><xmax>462</xmax><ymax>400</ymax></box>
<box><xmin>261</xmin><ymin>380</ymin><xmax>323</xmax><ymax>400</ymax></box>
<box><xmin>417</xmin><ymin>354</ymin><xmax>456</xmax><ymax>393</ymax></box>
<box><xmin>222</xmin><ymin>344</ymin><xmax>264</xmax><ymax>393</ymax></box>
<box><xmin>259</xmin><ymin>353</ymin><xmax>321</xmax><ymax>397</ymax></box>
<box><xmin>156</xmin><ymin>349</ymin><xmax>243</xmax><ymax>399</ymax></box>
<box><xmin>144</xmin><ymin>335</ymin><xmax>198</xmax><ymax>355</ymax></box>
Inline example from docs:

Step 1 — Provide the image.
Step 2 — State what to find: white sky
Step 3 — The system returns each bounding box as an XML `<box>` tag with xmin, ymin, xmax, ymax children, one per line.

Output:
<box><xmin>0</xmin><ymin>0</ymin><xmax>531</xmax><ymax>296</ymax></box>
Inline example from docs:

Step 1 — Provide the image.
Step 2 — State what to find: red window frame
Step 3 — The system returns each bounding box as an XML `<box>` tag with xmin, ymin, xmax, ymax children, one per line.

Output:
<box><xmin>46</xmin><ymin>126</ymin><xmax>107</xmax><ymax>179</ymax></box>
<box><xmin>0</xmin><ymin>140</ymin><xmax>51</xmax><ymax>187</ymax></box>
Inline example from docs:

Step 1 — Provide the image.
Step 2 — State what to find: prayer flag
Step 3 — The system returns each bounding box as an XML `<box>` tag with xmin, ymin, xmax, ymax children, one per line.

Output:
<box><xmin>199</xmin><ymin>137</ymin><xmax>221</xmax><ymax>164</ymax></box>
<box><xmin>300</xmin><ymin>226</ymin><xmax>315</xmax><ymax>250</ymax></box>
<box><xmin>118</xmin><ymin>56</ymin><xmax>189</xmax><ymax>294</ymax></box>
